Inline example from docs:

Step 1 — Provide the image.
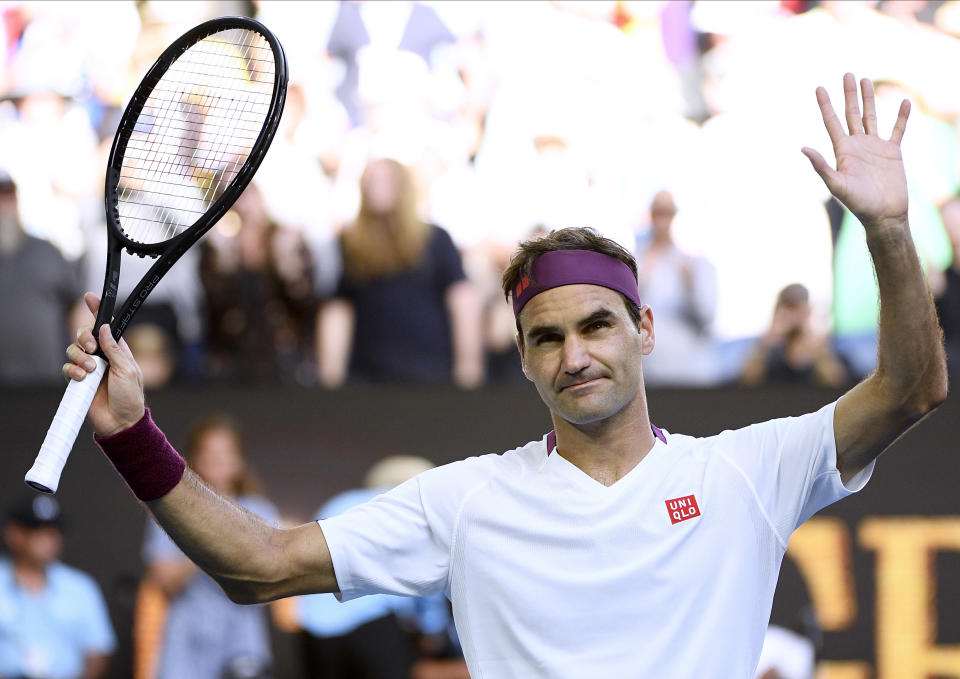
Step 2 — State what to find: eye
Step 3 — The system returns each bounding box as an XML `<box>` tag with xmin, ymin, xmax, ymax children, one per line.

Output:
<box><xmin>588</xmin><ymin>320</ymin><xmax>611</xmax><ymax>332</ymax></box>
<box><xmin>535</xmin><ymin>333</ymin><xmax>562</xmax><ymax>346</ymax></box>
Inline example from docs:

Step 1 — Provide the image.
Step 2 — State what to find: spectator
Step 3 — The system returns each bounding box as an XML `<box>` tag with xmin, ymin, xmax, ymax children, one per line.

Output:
<box><xmin>932</xmin><ymin>195</ymin><xmax>960</xmax><ymax>377</ymax></box>
<box><xmin>139</xmin><ymin>414</ymin><xmax>279</xmax><ymax>679</ymax></box>
<box><xmin>124</xmin><ymin>323</ymin><xmax>177</xmax><ymax>391</ymax></box>
<box><xmin>0</xmin><ymin>66</ymin><xmax>99</xmax><ymax>260</ymax></box>
<box><xmin>740</xmin><ymin>283</ymin><xmax>849</xmax><ymax>388</ymax></box>
<box><xmin>634</xmin><ymin>190</ymin><xmax>719</xmax><ymax>385</ymax></box>
<box><xmin>0</xmin><ymin>494</ymin><xmax>115</xmax><ymax>679</ymax></box>
<box><xmin>200</xmin><ymin>184</ymin><xmax>318</xmax><ymax>384</ymax></box>
<box><xmin>318</xmin><ymin>157</ymin><xmax>483</xmax><ymax>387</ymax></box>
<box><xmin>0</xmin><ymin>168</ymin><xmax>83</xmax><ymax>384</ymax></box>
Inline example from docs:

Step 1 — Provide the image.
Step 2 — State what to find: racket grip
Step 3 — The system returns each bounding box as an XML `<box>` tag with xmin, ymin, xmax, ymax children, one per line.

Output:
<box><xmin>25</xmin><ymin>356</ymin><xmax>108</xmax><ymax>494</ymax></box>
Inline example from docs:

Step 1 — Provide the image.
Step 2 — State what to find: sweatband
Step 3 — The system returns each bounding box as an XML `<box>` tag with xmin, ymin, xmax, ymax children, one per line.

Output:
<box><xmin>511</xmin><ymin>249</ymin><xmax>642</xmax><ymax>316</ymax></box>
<box><xmin>94</xmin><ymin>408</ymin><xmax>186</xmax><ymax>502</ymax></box>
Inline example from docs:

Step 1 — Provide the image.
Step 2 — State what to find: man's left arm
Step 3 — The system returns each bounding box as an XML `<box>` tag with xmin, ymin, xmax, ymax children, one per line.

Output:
<box><xmin>803</xmin><ymin>74</ymin><xmax>948</xmax><ymax>484</ymax></box>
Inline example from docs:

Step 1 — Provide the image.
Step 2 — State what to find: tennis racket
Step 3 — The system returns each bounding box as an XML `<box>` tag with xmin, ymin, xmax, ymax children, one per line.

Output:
<box><xmin>25</xmin><ymin>16</ymin><xmax>287</xmax><ymax>494</ymax></box>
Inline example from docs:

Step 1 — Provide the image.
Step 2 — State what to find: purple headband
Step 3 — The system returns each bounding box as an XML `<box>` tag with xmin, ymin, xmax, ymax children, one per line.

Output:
<box><xmin>511</xmin><ymin>249</ymin><xmax>642</xmax><ymax>316</ymax></box>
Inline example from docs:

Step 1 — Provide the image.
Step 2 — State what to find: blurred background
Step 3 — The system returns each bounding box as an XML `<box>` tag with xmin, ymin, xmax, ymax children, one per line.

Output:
<box><xmin>1</xmin><ymin>1</ymin><xmax>960</xmax><ymax>678</ymax></box>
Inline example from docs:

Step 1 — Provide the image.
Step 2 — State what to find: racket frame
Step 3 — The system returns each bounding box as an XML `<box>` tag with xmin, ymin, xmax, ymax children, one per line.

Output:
<box><xmin>94</xmin><ymin>16</ymin><xmax>288</xmax><ymax>343</ymax></box>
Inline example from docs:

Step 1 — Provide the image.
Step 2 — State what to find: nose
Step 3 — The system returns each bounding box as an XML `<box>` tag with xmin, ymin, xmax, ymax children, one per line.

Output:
<box><xmin>561</xmin><ymin>335</ymin><xmax>591</xmax><ymax>375</ymax></box>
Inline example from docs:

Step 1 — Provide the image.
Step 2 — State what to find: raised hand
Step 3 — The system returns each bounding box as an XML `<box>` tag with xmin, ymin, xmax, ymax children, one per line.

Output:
<box><xmin>64</xmin><ymin>292</ymin><xmax>145</xmax><ymax>436</ymax></box>
<box><xmin>802</xmin><ymin>73</ymin><xmax>910</xmax><ymax>231</ymax></box>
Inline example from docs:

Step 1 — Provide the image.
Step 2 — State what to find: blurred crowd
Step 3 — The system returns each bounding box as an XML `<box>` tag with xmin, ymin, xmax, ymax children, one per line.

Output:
<box><xmin>3</xmin><ymin>0</ymin><xmax>960</xmax><ymax>392</ymax></box>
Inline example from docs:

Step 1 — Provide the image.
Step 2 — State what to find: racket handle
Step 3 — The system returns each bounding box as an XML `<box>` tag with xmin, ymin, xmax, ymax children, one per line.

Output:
<box><xmin>25</xmin><ymin>356</ymin><xmax>108</xmax><ymax>494</ymax></box>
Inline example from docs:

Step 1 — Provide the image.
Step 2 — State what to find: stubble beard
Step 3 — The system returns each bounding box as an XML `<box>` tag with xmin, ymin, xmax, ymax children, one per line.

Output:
<box><xmin>544</xmin><ymin>378</ymin><xmax>638</xmax><ymax>428</ymax></box>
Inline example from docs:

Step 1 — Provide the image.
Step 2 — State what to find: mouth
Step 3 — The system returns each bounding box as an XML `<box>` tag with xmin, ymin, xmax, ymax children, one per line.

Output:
<box><xmin>559</xmin><ymin>377</ymin><xmax>604</xmax><ymax>392</ymax></box>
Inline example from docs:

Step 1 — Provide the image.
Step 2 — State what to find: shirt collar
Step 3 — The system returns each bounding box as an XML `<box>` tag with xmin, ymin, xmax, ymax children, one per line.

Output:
<box><xmin>546</xmin><ymin>425</ymin><xmax>667</xmax><ymax>455</ymax></box>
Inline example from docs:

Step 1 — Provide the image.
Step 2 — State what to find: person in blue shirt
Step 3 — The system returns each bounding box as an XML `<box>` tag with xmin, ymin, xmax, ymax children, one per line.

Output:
<box><xmin>0</xmin><ymin>495</ymin><xmax>115</xmax><ymax>679</ymax></box>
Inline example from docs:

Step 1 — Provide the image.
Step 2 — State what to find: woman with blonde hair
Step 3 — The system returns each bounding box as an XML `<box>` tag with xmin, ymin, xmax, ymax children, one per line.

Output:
<box><xmin>319</xmin><ymin>158</ymin><xmax>483</xmax><ymax>387</ymax></box>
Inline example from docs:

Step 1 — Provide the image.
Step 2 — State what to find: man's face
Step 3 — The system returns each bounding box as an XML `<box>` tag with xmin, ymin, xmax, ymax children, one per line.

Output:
<box><xmin>772</xmin><ymin>299</ymin><xmax>811</xmax><ymax>339</ymax></box>
<box><xmin>650</xmin><ymin>196</ymin><xmax>676</xmax><ymax>239</ymax></box>
<box><xmin>517</xmin><ymin>285</ymin><xmax>654</xmax><ymax>427</ymax></box>
<box><xmin>4</xmin><ymin>523</ymin><xmax>63</xmax><ymax>568</ymax></box>
<box><xmin>192</xmin><ymin>428</ymin><xmax>244</xmax><ymax>496</ymax></box>
<box><xmin>360</xmin><ymin>159</ymin><xmax>400</xmax><ymax>216</ymax></box>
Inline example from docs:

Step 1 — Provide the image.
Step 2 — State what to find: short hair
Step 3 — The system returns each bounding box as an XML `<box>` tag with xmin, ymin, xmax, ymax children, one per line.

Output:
<box><xmin>501</xmin><ymin>227</ymin><xmax>643</xmax><ymax>342</ymax></box>
<box><xmin>776</xmin><ymin>283</ymin><xmax>809</xmax><ymax>307</ymax></box>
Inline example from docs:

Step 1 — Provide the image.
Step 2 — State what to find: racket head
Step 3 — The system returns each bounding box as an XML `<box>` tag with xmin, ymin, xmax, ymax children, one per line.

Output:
<box><xmin>104</xmin><ymin>16</ymin><xmax>287</xmax><ymax>255</ymax></box>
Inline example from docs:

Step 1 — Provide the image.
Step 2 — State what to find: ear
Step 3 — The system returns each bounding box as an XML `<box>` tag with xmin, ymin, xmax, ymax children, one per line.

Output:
<box><xmin>638</xmin><ymin>305</ymin><xmax>655</xmax><ymax>356</ymax></box>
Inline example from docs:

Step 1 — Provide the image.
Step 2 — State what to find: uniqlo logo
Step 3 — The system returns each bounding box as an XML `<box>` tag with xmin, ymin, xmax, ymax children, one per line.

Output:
<box><xmin>665</xmin><ymin>494</ymin><xmax>700</xmax><ymax>524</ymax></box>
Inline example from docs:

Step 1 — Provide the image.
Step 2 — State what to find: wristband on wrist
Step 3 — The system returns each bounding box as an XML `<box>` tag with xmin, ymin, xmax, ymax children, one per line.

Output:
<box><xmin>94</xmin><ymin>408</ymin><xmax>186</xmax><ymax>502</ymax></box>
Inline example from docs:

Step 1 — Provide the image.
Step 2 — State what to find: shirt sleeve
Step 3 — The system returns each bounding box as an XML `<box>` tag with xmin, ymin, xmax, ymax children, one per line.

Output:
<box><xmin>429</xmin><ymin>226</ymin><xmax>466</xmax><ymax>293</ymax></box>
<box><xmin>714</xmin><ymin>400</ymin><xmax>874</xmax><ymax>543</ymax></box>
<box><xmin>58</xmin><ymin>255</ymin><xmax>83</xmax><ymax>310</ymax></box>
<box><xmin>320</xmin><ymin>475</ymin><xmax>449</xmax><ymax>601</ymax></box>
<box><xmin>319</xmin><ymin>456</ymin><xmax>495</xmax><ymax>601</ymax></box>
<box><xmin>332</xmin><ymin>237</ymin><xmax>355</xmax><ymax>301</ymax></box>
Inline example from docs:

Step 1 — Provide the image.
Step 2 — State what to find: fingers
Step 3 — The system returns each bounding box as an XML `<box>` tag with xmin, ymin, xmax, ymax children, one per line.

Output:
<box><xmin>98</xmin><ymin>325</ymin><xmax>144</xmax><ymax>398</ymax></box>
<box><xmin>801</xmin><ymin>147</ymin><xmax>841</xmax><ymax>194</ymax></box>
<box><xmin>817</xmin><ymin>74</ymin><xmax>909</xmax><ymax>145</ymax></box>
<box><xmin>843</xmin><ymin>72</ymin><xmax>864</xmax><ymax>135</ymax></box>
<box><xmin>74</xmin><ymin>292</ymin><xmax>102</xmax><ymax>354</ymax></box>
<box><xmin>889</xmin><ymin>98</ymin><xmax>911</xmax><ymax>145</ymax></box>
<box><xmin>117</xmin><ymin>336</ymin><xmax>136</xmax><ymax>363</ymax></box>
<box><xmin>75</xmin><ymin>324</ymin><xmax>97</xmax><ymax>354</ymax></box>
<box><xmin>815</xmin><ymin>87</ymin><xmax>845</xmax><ymax>147</ymax></box>
<box><xmin>66</xmin><ymin>322</ymin><xmax>99</xmax><ymax>381</ymax></box>
<box><xmin>98</xmin><ymin>324</ymin><xmax>126</xmax><ymax>365</ymax></box>
<box><xmin>62</xmin><ymin>350</ymin><xmax>96</xmax><ymax>381</ymax></box>
<box><xmin>860</xmin><ymin>78</ymin><xmax>878</xmax><ymax>136</ymax></box>
<box><xmin>83</xmin><ymin>292</ymin><xmax>101</xmax><ymax>316</ymax></box>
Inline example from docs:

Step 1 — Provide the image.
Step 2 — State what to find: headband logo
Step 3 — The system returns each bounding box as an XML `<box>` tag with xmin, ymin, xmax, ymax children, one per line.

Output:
<box><xmin>514</xmin><ymin>275</ymin><xmax>531</xmax><ymax>298</ymax></box>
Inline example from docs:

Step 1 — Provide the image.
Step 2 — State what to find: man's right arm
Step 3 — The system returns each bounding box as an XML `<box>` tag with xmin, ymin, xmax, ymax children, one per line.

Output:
<box><xmin>146</xmin><ymin>472</ymin><xmax>337</xmax><ymax>603</ymax></box>
<box><xmin>66</xmin><ymin>293</ymin><xmax>338</xmax><ymax>604</ymax></box>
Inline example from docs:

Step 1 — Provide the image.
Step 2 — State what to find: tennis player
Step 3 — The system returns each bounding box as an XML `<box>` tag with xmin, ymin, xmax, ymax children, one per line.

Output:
<box><xmin>64</xmin><ymin>75</ymin><xmax>946</xmax><ymax>678</ymax></box>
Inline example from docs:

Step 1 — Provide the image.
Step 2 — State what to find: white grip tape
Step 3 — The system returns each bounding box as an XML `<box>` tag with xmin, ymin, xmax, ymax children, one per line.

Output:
<box><xmin>25</xmin><ymin>356</ymin><xmax>108</xmax><ymax>494</ymax></box>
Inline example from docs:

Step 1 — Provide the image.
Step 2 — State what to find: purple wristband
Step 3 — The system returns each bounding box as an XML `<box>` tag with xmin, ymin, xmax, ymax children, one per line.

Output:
<box><xmin>94</xmin><ymin>408</ymin><xmax>186</xmax><ymax>502</ymax></box>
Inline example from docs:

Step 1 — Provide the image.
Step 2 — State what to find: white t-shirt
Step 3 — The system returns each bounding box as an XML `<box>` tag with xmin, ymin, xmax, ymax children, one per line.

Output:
<box><xmin>320</xmin><ymin>401</ymin><xmax>872</xmax><ymax>678</ymax></box>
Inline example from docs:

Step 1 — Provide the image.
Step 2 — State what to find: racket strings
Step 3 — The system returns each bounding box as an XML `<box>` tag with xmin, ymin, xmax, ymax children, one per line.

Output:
<box><xmin>117</xmin><ymin>28</ymin><xmax>276</xmax><ymax>246</ymax></box>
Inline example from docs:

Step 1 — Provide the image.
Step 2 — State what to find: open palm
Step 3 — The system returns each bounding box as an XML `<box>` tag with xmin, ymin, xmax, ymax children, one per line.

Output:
<box><xmin>802</xmin><ymin>74</ymin><xmax>910</xmax><ymax>229</ymax></box>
